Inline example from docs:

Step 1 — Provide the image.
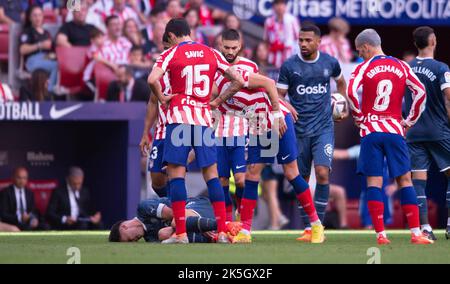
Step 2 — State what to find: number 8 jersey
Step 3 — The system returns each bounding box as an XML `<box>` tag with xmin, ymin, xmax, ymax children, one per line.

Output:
<box><xmin>155</xmin><ymin>41</ymin><xmax>236</xmax><ymax>128</ymax></box>
<box><xmin>347</xmin><ymin>55</ymin><xmax>426</xmax><ymax>137</ymax></box>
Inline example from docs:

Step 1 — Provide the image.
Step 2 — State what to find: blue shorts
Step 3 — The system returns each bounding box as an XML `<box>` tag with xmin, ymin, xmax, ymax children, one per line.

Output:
<box><xmin>247</xmin><ymin>114</ymin><xmax>298</xmax><ymax>165</ymax></box>
<box><xmin>148</xmin><ymin>139</ymin><xmax>165</xmax><ymax>173</ymax></box>
<box><xmin>296</xmin><ymin>132</ymin><xmax>334</xmax><ymax>177</ymax></box>
<box><xmin>408</xmin><ymin>139</ymin><xmax>450</xmax><ymax>172</ymax></box>
<box><xmin>163</xmin><ymin>123</ymin><xmax>217</xmax><ymax>168</ymax></box>
<box><xmin>216</xmin><ymin>136</ymin><xmax>247</xmax><ymax>178</ymax></box>
<box><xmin>358</xmin><ymin>132</ymin><xmax>410</xmax><ymax>178</ymax></box>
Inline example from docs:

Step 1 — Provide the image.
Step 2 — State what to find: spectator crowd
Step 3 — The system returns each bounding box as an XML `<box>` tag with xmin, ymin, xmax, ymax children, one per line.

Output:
<box><xmin>0</xmin><ymin>0</ymin><xmax>359</xmax><ymax>103</ymax></box>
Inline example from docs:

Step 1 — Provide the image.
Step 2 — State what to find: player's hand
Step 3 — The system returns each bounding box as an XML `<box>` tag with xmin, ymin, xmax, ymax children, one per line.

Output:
<box><xmin>285</xmin><ymin>102</ymin><xmax>298</xmax><ymax>122</ymax></box>
<box><xmin>210</xmin><ymin>99</ymin><xmax>220</xmax><ymax>110</ymax></box>
<box><xmin>139</xmin><ymin>135</ymin><xmax>151</xmax><ymax>157</ymax></box>
<box><xmin>401</xmin><ymin>120</ymin><xmax>412</xmax><ymax>134</ymax></box>
<box><xmin>277</xmin><ymin>117</ymin><xmax>287</xmax><ymax>137</ymax></box>
<box><xmin>159</xmin><ymin>94</ymin><xmax>174</xmax><ymax>105</ymax></box>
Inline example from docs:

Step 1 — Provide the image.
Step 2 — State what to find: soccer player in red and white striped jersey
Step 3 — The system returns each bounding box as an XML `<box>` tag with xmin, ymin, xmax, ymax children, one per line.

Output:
<box><xmin>146</xmin><ymin>19</ymin><xmax>247</xmax><ymax>244</ymax></box>
<box><xmin>347</xmin><ymin>29</ymin><xmax>431</xmax><ymax>245</ymax></box>
<box><xmin>213</xmin><ymin>29</ymin><xmax>324</xmax><ymax>243</ymax></box>
<box><xmin>95</xmin><ymin>15</ymin><xmax>132</xmax><ymax>72</ymax></box>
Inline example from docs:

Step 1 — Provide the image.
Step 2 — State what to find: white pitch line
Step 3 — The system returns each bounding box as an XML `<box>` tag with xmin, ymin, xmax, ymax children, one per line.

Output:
<box><xmin>0</xmin><ymin>230</ymin><xmax>445</xmax><ymax>237</ymax></box>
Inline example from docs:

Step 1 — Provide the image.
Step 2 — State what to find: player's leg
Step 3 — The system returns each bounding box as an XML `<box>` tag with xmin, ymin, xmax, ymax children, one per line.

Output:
<box><xmin>229</xmin><ymin>135</ymin><xmax>247</xmax><ymax>218</ymax></box>
<box><xmin>408</xmin><ymin>142</ymin><xmax>434</xmax><ymax>238</ymax></box>
<box><xmin>240</xmin><ymin>132</ymin><xmax>275</xmax><ymax>231</ymax></box>
<box><xmin>387</xmin><ymin>135</ymin><xmax>433</xmax><ymax>244</ymax></box>
<box><xmin>358</xmin><ymin>133</ymin><xmax>389</xmax><ymax>244</ymax></box>
<box><xmin>279</xmin><ymin>114</ymin><xmax>324</xmax><ymax>243</ymax></box>
<box><xmin>217</xmin><ymin>137</ymin><xmax>233</xmax><ymax>222</ymax></box>
<box><xmin>148</xmin><ymin>139</ymin><xmax>169</xmax><ymax>197</ymax></box>
<box><xmin>295</xmin><ymin>136</ymin><xmax>314</xmax><ymax>235</ymax></box>
<box><xmin>161</xmin><ymin>123</ymin><xmax>191</xmax><ymax>243</ymax></box>
<box><xmin>195</xmin><ymin>125</ymin><xmax>228</xmax><ymax>242</ymax></box>
<box><xmin>311</xmin><ymin>132</ymin><xmax>335</xmax><ymax>224</ymax></box>
<box><xmin>427</xmin><ymin>139</ymin><xmax>450</xmax><ymax>239</ymax></box>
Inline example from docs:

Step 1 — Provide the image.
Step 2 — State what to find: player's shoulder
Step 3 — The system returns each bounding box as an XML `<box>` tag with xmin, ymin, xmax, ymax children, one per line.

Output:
<box><xmin>237</xmin><ymin>57</ymin><xmax>258</xmax><ymax>69</ymax></box>
<box><xmin>319</xmin><ymin>52</ymin><xmax>340</xmax><ymax>66</ymax></box>
<box><xmin>280</xmin><ymin>54</ymin><xmax>299</xmax><ymax>69</ymax></box>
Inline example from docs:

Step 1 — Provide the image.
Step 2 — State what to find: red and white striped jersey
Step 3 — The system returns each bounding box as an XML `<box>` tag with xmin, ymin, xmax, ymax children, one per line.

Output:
<box><xmin>0</xmin><ymin>83</ymin><xmax>14</xmax><ymax>103</ymax></box>
<box><xmin>154</xmin><ymin>73</ymin><xmax>171</xmax><ymax>140</ymax></box>
<box><xmin>215</xmin><ymin>57</ymin><xmax>290</xmax><ymax>135</ymax></box>
<box><xmin>155</xmin><ymin>41</ymin><xmax>235</xmax><ymax>128</ymax></box>
<box><xmin>108</xmin><ymin>7</ymin><xmax>139</xmax><ymax>25</ymax></box>
<box><xmin>264</xmin><ymin>13</ymin><xmax>300</xmax><ymax>68</ymax></box>
<box><xmin>347</xmin><ymin>55</ymin><xmax>426</xmax><ymax>138</ymax></box>
<box><xmin>99</xmin><ymin>37</ymin><xmax>132</xmax><ymax>65</ymax></box>
<box><xmin>319</xmin><ymin>35</ymin><xmax>353</xmax><ymax>64</ymax></box>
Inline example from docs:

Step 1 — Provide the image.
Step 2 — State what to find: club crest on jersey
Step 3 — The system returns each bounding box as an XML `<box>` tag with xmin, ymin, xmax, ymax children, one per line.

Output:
<box><xmin>185</xmin><ymin>50</ymin><xmax>204</xmax><ymax>58</ymax></box>
<box><xmin>445</xmin><ymin>72</ymin><xmax>450</xmax><ymax>83</ymax></box>
<box><xmin>324</xmin><ymin>144</ymin><xmax>333</xmax><ymax>158</ymax></box>
<box><xmin>323</xmin><ymin>69</ymin><xmax>330</xmax><ymax>77</ymax></box>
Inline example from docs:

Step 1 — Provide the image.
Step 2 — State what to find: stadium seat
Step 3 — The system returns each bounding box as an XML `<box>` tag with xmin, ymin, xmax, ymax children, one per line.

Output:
<box><xmin>0</xmin><ymin>24</ymin><xmax>9</xmax><ymax>62</ymax></box>
<box><xmin>94</xmin><ymin>63</ymin><xmax>117</xmax><ymax>101</ymax></box>
<box><xmin>56</xmin><ymin>46</ymin><xmax>89</xmax><ymax>95</ymax></box>
<box><xmin>43</xmin><ymin>9</ymin><xmax>58</xmax><ymax>24</ymax></box>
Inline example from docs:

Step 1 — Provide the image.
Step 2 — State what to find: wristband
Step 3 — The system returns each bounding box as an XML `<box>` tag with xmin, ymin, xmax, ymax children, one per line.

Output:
<box><xmin>273</xmin><ymin>111</ymin><xmax>283</xmax><ymax>119</ymax></box>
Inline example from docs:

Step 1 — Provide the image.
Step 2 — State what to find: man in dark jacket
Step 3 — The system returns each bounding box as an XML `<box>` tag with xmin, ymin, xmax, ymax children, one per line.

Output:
<box><xmin>106</xmin><ymin>65</ymin><xmax>150</xmax><ymax>102</ymax></box>
<box><xmin>46</xmin><ymin>166</ymin><xmax>102</xmax><ymax>230</ymax></box>
<box><xmin>0</xmin><ymin>167</ymin><xmax>39</xmax><ymax>230</ymax></box>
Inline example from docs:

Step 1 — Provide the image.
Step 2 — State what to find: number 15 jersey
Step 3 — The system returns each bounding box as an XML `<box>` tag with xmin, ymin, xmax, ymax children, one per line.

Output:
<box><xmin>155</xmin><ymin>41</ymin><xmax>238</xmax><ymax>128</ymax></box>
<box><xmin>347</xmin><ymin>55</ymin><xmax>426</xmax><ymax>138</ymax></box>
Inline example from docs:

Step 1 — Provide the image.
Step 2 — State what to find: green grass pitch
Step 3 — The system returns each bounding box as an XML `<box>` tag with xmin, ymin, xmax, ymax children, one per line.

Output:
<box><xmin>0</xmin><ymin>230</ymin><xmax>449</xmax><ymax>264</ymax></box>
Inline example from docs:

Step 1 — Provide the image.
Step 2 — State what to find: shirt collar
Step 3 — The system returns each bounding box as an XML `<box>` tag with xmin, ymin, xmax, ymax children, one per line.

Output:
<box><xmin>416</xmin><ymin>56</ymin><xmax>433</xmax><ymax>60</ymax></box>
<box><xmin>298</xmin><ymin>51</ymin><xmax>320</xmax><ymax>63</ymax></box>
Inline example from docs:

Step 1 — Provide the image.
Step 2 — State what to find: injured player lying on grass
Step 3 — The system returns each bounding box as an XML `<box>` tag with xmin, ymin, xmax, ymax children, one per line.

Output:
<box><xmin>108</xmin><ymin>196</ymin><xmax>242</xmax><ymax>243</ymax></box>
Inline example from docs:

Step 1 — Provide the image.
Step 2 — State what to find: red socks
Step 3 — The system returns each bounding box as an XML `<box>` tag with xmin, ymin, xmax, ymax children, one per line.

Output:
<box><xmin>296</xmin><ymin>190</ymin><xmax>319</xmax><ymax>223</ymax></box>
<box><xmin>172</xmin><ymin>201</ymin><xmax>186</xmax><ymax>235</ymax></box>
<box><xmin>368</xmin><ymin>200</ymin><xmax>385</xmax><ymax>233</ymax></box>
<box><xmin>402</xmin><ymin>204</ymin><xmax>420</xmax><ymax>230</ymax></box>
<box><xmin>212</xmin><ymin>201</ymin><xmax>227</xmax><ymax>233</ymax></box>
<box><xmin>226</xmin><ymin>205</ymin><xmax>233</xmax><ymax>222</ymax></box>
<box><xmin>240</xmin><ymin>198</ymin><xmax>257</xmax><ymax>231</ymax></box>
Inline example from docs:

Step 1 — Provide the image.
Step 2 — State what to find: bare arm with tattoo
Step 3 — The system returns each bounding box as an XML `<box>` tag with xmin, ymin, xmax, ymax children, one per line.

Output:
<box><xmin>210</xmin><ymin>66</ymin><xmax>244</xmax><ymax>109</ymax></box>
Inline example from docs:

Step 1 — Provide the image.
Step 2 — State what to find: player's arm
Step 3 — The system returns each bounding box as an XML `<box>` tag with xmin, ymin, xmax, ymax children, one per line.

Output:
<box><xmin>346</xmin><ymin>66</ymin><xmax>364</xmax><ymax>127</ymax></box>
<box><xmin>147</xmin><ymin>66</ymin><xmax>171</xmax><ymax>104</ymax></box>
<box><xmin>211</xmin><ymin>66</ymin><xmax>245</xmax><ymax>109</ymax></box>
<box><xmin>444</xmin><ymin>88</ymin><xmax>450</xmax><ymax>121</ymax></box>
<box><xmin>276</xmin><ymin>64</ymin><xmax>299</xmax><ymax>121</ymax></box>
<box><xmin>139</xmin><ymin>95</ymin><xmax>159</xmax><ymax>156</ymax></box>
<box><xmin>334</xmin><ymin>75</ymin><xmax>349</xmax><ymax>121</ymax></box>
<box><xmin>247</xmin><ymin>73</ymin><xmax>287</xmax><ymax>136</ymax></box>
<box><xmin>403</xmin><ymin>62</ymin><xmax>426</xmax><ymax>128</ymax></box>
